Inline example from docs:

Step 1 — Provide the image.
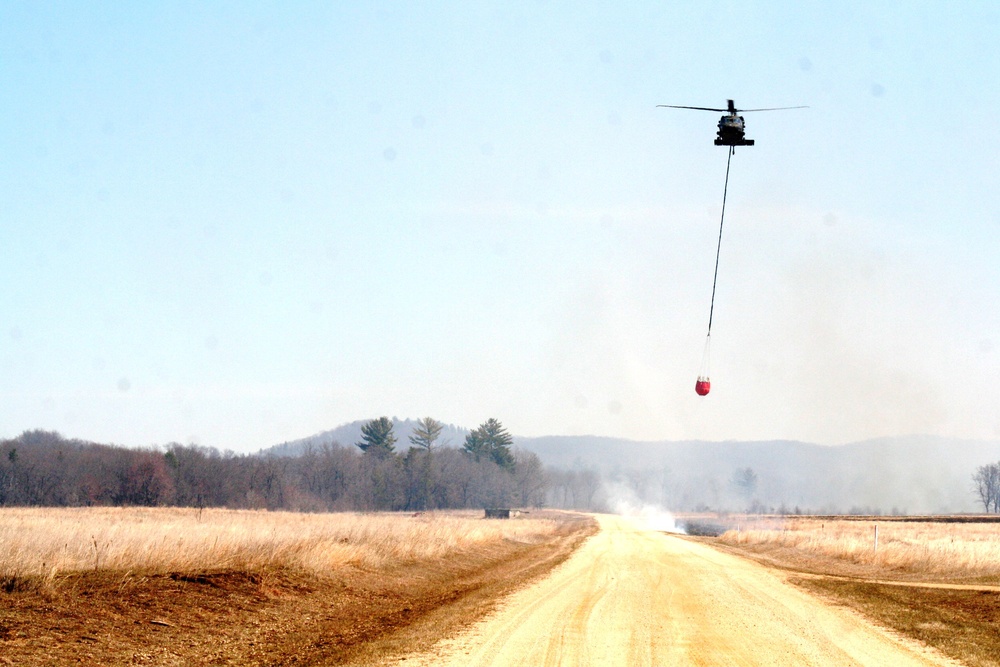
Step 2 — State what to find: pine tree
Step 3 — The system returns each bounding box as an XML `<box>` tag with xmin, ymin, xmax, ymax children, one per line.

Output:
<box><xmin>409</xmin><ymin>417</ymin><xmax>444</xmax><ymax>451</ymax></box>
<box><xmin>463</xmin><ymin>418</ymin><xmax>515</xmax><ymax>472</ymax></box>
<box><xmin>356</xmin><ymin>417</ymin><xmax>397</xmax><ymax>458</ymax></box>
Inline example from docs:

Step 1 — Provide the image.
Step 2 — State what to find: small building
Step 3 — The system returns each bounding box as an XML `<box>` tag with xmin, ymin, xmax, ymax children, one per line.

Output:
<box><xmin>485</xmin><ymin>508</ymin><xmax>511</xmax><ymax>519</ymax></box>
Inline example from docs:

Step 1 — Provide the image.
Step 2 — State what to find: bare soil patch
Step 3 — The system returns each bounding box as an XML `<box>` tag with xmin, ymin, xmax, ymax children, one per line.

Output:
<box><xmin>0</xmin><ymin>511</ymin><xmax>595</xmax><ymax>666</ymax></box>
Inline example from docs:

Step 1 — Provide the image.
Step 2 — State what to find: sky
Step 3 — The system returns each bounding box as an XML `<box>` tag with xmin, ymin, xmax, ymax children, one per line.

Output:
<box><xmin>2</xmin><ymin>2</ymin><xmax>999</xmax><ymax>451</ymax></box>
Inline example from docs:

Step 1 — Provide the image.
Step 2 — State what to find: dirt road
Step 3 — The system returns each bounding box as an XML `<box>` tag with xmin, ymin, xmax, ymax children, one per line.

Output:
<box><xmin>400</xmin><ymin>514</ymin><xmax>958</xmax><ymax>667</ymax></box>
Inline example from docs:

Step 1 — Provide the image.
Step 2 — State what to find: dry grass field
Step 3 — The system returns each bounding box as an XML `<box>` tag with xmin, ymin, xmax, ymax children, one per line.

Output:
<box><xmin>1</xmin><ymin>507</ymin><xmax>565</xmax><ymax>588</ymax></box>
<box><xmin>719</xmin><ymin>516</ymin><xmax>1000</xmax><ymax>580</ymax></box>
<box><xmin>714</xmin><ymin>516</ymin><xmax>1000</xmax><ymax>667</ymax></box>
<box><xmin>0</xmin><ymin>507</ymin><xmax>595</xmax><ymax>666</ymax></box>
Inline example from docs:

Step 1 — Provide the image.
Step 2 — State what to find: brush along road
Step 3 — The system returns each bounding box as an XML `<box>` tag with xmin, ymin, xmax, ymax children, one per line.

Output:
<box><xmin>403</xmin><ymin>514</ymin><xmax>958</xmax><ymax>667</ymax></box>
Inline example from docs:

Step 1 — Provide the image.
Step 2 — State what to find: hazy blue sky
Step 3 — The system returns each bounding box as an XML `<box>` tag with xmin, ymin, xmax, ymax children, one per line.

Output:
<box><xmin>3</xmin><ymin>2</ymin><xmax>998</xmax><ymax>450</ymax></box>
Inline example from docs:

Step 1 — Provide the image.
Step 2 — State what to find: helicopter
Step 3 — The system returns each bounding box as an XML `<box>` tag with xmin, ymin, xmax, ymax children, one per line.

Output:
<box><xmin>657</xmin><ymin>99</ymin><xmax>807</xmax><ymax>146</ymax></box>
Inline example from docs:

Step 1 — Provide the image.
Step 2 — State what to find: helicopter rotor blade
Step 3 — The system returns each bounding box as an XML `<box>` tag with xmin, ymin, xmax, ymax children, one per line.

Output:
<box><xmin>737</xmin><ymin>106</ymin><xmax>809</xmax><ymax>112</ymax></box>
<box><xmin>656</xmin><ymin>104</ymin><xmax>728</xmax><ymax>112</ymax></box>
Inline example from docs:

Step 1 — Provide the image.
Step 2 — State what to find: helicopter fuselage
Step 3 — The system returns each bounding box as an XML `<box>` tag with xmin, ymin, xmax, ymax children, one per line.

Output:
<box><xmin>715</xmin><ymin>113</ymin><xmax>754</xmax><ymax>146</ymax></box>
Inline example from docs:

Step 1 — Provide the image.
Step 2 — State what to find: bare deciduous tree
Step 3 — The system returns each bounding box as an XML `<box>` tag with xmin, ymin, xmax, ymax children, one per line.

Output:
<box><xmin>973</xmin><ymin>462</ymin><xmax>1000</xmax><ymax>513</ymax></box>
<box><xmin>513</xmin><ymin>449</ymin><xmax>547</xmax><ymax>507</ymax></box>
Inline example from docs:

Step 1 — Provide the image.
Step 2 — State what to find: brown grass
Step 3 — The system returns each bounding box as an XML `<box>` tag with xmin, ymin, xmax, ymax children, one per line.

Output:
<box><xmin>0</xmin><ymin>507</ymin><xmax>563</xmax><ymax>590</ymax></box>
<box><xmin>0</xmin><ymin>507</ymin><xmax>596</xmax><ymax>666</ymax></box>
<box><xmin>719</xmin><ymin>516</ymin><xmax>1000</xmax><ymax>580</ymax></box>
<box><xmin>711</xmin><ymin>516</ymin><xmax>1000</xmax><ymax>667</ymax></box>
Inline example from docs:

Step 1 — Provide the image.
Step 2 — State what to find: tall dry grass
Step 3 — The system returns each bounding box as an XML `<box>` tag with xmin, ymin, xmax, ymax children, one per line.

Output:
<box><xmin>0</xmin><ymin>507</ymin><xmax>560</xmax><ymax>587</ymax></box>
<box><xmin>719</xmin><ymin>517</ymin><xmax>1000</xmax><ymax>578</ymax></box>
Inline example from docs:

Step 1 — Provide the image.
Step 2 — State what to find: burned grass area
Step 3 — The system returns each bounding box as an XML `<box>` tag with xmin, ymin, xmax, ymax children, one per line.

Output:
<box><xmin>0</xmin><ymin>511</ymin><xmax>596</xmax><ymax>667</ymax></box>
<box><xmin>797</xmin><ymin>578</ymin><xmax>1000</xmax><ymax>667</ymax></box>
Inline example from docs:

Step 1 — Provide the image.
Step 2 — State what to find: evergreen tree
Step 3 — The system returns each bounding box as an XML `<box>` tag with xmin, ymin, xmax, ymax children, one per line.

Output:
<box><xmin>356</xmin><ymin>417</ymin><xmax>397</xmax><ymax>458</ymax></box>
<box><xmin>409</xmin><ymin>417</ymin><xmax>444</xmax><ymax>451</ymax></box>
<box><xmin>462</xmin><ymin>426</ymin><xmax>488</xmax><ymax>462</ymax></box>
<box><xmin>463</xmin><ymin>418</ymin><xmax>515</xmax><ymax>472</ymax></box>
<box><xmin>405</xmin><ymin>417</ymin><xmax>443</xmax><ymax>510</ymax></box>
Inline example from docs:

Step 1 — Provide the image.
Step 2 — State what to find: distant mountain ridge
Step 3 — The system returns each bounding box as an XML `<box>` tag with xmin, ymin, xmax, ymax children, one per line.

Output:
<box><xmin>262</xmin><ymin>421</ymin><xmax>999</xmax><ymax>514</ymax></box>
<box><xmin>515</xmin><ymin>434</ymin><xmax>1000</xmax><ymax>514</ymax></box>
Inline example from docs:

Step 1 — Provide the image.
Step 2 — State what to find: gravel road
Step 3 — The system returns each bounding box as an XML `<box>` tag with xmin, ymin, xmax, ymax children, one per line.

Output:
<box><xmin>401</xmin><ymin>514</ymin><xmax>958</xmax><ymax>666</ymax></box>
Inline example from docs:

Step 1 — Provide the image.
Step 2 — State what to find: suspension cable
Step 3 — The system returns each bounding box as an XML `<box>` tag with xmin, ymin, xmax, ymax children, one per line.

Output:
<box><xmin>706</xmin><ymin>146</ymin><xmax>734</xmax><ymax>336</ymax></box>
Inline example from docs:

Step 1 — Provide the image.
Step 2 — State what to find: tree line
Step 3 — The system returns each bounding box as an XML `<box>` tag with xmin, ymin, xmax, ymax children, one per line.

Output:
<box><xmin>0</xmin><ymin>418</ymin><xmax>559</xmax><ymax>511</ymax></box>
<box><xmin>10</xmin><ymin>423</ymin><xmax>996</xmax><ymax>514</ymax></box>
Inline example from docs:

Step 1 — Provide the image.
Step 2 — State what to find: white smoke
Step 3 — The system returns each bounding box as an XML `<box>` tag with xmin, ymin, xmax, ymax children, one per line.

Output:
<box><xmin>603</xmin><ymin>480</ymin><xmax>685</xmax><ymax>534</ymax></box>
